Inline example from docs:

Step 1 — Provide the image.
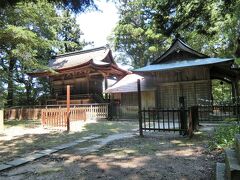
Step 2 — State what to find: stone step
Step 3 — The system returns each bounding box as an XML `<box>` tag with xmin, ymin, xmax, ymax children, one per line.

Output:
<box><xmin>216</xmin><ymin>163</ymin><xmax>226</xmax><ymax>180</ymax></box>
<box><xmin>235</xmin><ymin>134</ymin><xmax>240</xmax><ymax>162</ymax></box>
<box><xmin>225</xmin><ymin>148</ymin><xmax>240</xmax><ymax>180</ymax></box>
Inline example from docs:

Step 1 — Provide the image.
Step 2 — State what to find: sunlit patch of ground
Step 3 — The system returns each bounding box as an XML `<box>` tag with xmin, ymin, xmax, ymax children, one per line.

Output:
<box><xmin>0</xmin><ymin>123</ymin><xmax>221</xmax><ymax>180</ymax></box>
<box><xmin>0</xmin><ymin>119</ymin><xmax>138</xmax><ymax>163</ymax></box>
<box><xmin>1</xmin><ymin>130</ymin><xmax>218</xmax><ymax>180</ymax></box>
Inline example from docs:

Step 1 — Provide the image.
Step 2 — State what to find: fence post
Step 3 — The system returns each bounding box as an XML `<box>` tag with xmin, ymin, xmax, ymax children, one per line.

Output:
<box><xmin>90</xmin><ymin>105</ymin><xmax>93</xmax><ymax>120</ymax></box>
<box><xmin>188</xmin><ymin>107</ymin><xmax>193</xmax><ymax>138</ymax></box>
<box><xmin>192</xmin><ymin>106</ymin><xmax>199</xmax><ymax>131</ymax></box>
<box><xmin>188</xmin><ymin>106</ymin><xmax>199</xmax><ymax>138</ymax></box>
<box><xmin>66</xmin><ymin>85</ymin><xmax>70</xmax><ymax>132</ymax></box>
<box><xmin>0</xmin><ymin>109</ymin><xmax>3</xmax><ymax>133</ymax></box>
<box><xmin>179</xmin><ymin>97</ymin><xmax>187</xmax><ymax>135</ymax></box>
<box><xmin>137</xmin><ymin>79</ymin><xmax>143</xmax><ymax>136</ymax></box>
<box><xmin>108</xmin><ymin>102</ymin><xmax>112</xmax><ymax>120</ymax></box>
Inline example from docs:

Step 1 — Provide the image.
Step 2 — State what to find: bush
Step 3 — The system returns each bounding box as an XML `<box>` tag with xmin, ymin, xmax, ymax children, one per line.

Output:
<box><xmin>209</xmin><ymin>124</ymin><xmax>240</xmax><ymax>150</ymax></box>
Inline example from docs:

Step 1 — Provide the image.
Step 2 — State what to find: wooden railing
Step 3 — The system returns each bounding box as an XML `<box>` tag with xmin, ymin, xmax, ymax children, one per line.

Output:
<box><xmin>41</xmin><ymin>109</ymin><xmax>68</xmax><ymax>128</ymax></box>
<box><xmin>4</xmin><ymin>107</ymin><xmax>42</xmax><ymax>120</ymax></box>
<box><xmin>41</xmin><ymin>108</ymin><xmax>86</xmax><ymax>128</ymax></box>
<box><xmin>4</xmin><ymin>103</ymin><xmax>108</xmax><ymax>120</ymax></box>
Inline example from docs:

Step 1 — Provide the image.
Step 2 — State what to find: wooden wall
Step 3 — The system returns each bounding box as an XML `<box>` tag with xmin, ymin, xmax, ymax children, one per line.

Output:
<box><xmin>112</xmin><ymin>66</ymin><xmax>212</xmax><ymax>117</ymax></box>
<box><xmin>51</xmin><ymin>75</ymin><xmax>103</xmax><ymax>97</ymax></box>
<box><xmin>112</xmin><ymin>91</ymin><xmax>156</xmax><ymax>118</ymax></box>
<box><xmin>157</xmin><ymin>81</ymin><xmax>211</xmax><ymax>108</ymax></box>
<box><xmin>142</xmin><ymin>66</ymin><xmax>210</xmax><ymax>83</ymax></box>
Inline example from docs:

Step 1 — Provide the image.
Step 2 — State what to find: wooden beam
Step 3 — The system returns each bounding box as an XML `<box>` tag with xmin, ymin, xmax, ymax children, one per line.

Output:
<box><xmin>157</xmin><ymin>79</ymin><xmax>209</xmax><ymax>86</ymax></box>
<box><xmin>67</xmin><ymin>85</ymin><xmax>70</xmax><ymax>132</ymax></box>
<box><xmin>137</xmin><ymin>79</ymin><xmax>143</xmax><ymax>136</ymax></box>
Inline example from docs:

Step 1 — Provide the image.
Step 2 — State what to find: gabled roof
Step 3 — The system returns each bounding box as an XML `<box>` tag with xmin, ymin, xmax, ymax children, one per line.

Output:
<box><xmin>134</xmin><ymin>58</ymin><xmax>234</xmax><ymax>72</ymax></box>
<box><xmin>29</xmin><ymin>46</ymin><xmax>129</xmax><ymax>77</ymax></box>
<box><xmin>105</xmin><ymin>74</ymin><xmax>155</xmax><ymax>93</ymax></box>
<box><xmin>151</xmin><ymin>38</ymin><xmax>208</xmax><ymax>64</ymax></box>
<box><xmin>49</xmin><ymin>46</ymin><xmax>115</xmax><ymax>70</ymax></box>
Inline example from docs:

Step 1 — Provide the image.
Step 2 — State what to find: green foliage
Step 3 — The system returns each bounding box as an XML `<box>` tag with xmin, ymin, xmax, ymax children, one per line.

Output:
<box><xmin>212</xmin><ymin>80</ymin><xmax>232</xmax><ymax>104</ymax></box>
<box><xmin>0</xmin><ymin>0</ymin><xmax>88</xmax><ymax>107</ymax></box>
<box><xmin>209</xmin><ymin>125</ymin><xmax>240</xmax><ymax>150</ymax></box>
<box><xmin>111</xmin><ymin>0</ymin><xmax>240</xmax><ymax>68</ymax></box>
<box><xmin>0</xmin><ymin>0</ymin><xmax>96</xmax><ymax>13</ymax></box>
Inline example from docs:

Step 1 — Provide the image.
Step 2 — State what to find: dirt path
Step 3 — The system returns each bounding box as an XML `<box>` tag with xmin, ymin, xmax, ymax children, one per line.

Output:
<box><xmin>0</xmin><ymin>125</ymin><xmax>220</xmax><ymax>180</ymax></box>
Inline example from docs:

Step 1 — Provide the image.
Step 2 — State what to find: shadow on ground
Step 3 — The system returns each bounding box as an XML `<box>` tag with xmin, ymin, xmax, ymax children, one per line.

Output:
<box><xmin>0</xmin><ymin>125</ymin><xmax>220</xmax><ymax>180</ymax></box>
<box><xmin>0</xmin><ymin>121</ymin><xmax>138</xmax><ymax>163</ymax></box>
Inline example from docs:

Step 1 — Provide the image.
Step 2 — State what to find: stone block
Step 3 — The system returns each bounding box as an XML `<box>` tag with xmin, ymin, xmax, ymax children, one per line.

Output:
<box><xmin>216</xmin><ymin>163</ymin><xmax>225</xmax><ymax>180</ymax></box>
<box><xmin>0</xmin><ymin>164</ymin><xmax>13</xmax><ymax>171</ymax></box>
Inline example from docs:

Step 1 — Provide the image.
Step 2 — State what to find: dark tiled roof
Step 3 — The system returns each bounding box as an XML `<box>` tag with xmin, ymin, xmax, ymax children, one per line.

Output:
<box><xmin>151</xmin><ymin>38</ymin><xmax>208</xmax><ymax>64</ymax></box>
<box><xmin>49</xmin><ymin>46</ymin><xmax>114</xmax><ymax>70</ymax></box>
<box><xmin>134</xmin><ymin>58</ymin><xmax>233</xmax><ymax>72</ymax></box>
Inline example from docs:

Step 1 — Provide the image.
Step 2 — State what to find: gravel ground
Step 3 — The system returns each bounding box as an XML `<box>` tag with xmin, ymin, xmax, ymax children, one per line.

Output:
<box><xmin>0</xmin><ymin>124</ymin><xmax>222</xmax><ymax>180</ymax></box>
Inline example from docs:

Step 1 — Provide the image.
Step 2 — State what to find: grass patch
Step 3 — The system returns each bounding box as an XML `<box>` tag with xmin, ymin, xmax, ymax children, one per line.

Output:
<box><xmin>4</xmin><ymin>119</ymin><xmax>41</xmax><ymax>128</ymax></box>
<box><xmin>37</xmin><ymin>167</ymin><xmax>63</xmax><ymax>175</ymax></box>
<box><xmin>209</xmin><ymin>124</ymin><xmax>240</xmax><ymax>150</ymax></box>
<box><xmin>94</xmin><ymin>130</ymin><xmax>212</xmax><ymax>158</ymax></box>
<box><xmin>224</xmin><ymin>117</ymin><xmax>238</xmax><ymax>122</ymax></box>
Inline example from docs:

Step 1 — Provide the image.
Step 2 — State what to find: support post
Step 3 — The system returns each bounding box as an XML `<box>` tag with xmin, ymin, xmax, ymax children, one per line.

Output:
<box><xmin>232</xmin><ymin>80</ymin><xmax>239</xmax><ymax>116</ymax></box>
<box><xmin>0</xmin><ymin>109</ymin><xmax>3</xmax><ymax>133</ymax></box>
<box><xmin>179</xmin><ymin>96</ymin><xmax>187</xmax><ymax>135</ymax></box>
<box><xmin>188</xmin><ymin>106</ymin><xmax>199</xmax><ymax>138</ymax></box>
<box><xmin>67</xmin><ymin>85</ymin><xmax>70</xmax><ymax>132</ymax></box>
<box><xmin>235</xmin><ymin>79</ymin><xmax>240</xmax><ymax>123</ymax></box>
<box><xmin>104</xmin><ymin>77</ymin><xmax>108</xmax><ymax>100</ymax></box>
<box><xmin>137</xmin><ymin>79</ymin><xmax>143</xmax><ymax>136</ymax></box>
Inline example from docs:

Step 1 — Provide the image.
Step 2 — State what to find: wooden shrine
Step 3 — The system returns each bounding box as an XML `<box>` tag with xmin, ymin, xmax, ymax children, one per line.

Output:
<box><xmin>31</xmin><ymin>46</ymin><xmax>128</xmax><ymax>105</ymax></box>
<box><xmin>106</xmin><ymin>38</ymin><xmax>240</xmax><ymax>118</ymax></box>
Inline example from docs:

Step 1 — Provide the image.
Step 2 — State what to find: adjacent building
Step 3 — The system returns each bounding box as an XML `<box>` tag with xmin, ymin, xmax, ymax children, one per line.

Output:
<box><xmin>106</xmin><ymin>38</ymin><xmax>239</xmax><ymax>118</ymax></box>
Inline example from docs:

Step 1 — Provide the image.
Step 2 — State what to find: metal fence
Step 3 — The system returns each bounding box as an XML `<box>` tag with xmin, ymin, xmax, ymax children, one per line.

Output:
<box><xmin>198</xmin><ymin>105</ymin><xmax>240</xmax><ymax>122</ymax></box>
<box><xmin>139</xmin><ymin>108</ymin><xmax>191</xmax><ymax>135</ymax></box>
<box><xmin>137</xmin><ymin>106</ymin><xmax>202</xmax><ymax>137</ymax></box>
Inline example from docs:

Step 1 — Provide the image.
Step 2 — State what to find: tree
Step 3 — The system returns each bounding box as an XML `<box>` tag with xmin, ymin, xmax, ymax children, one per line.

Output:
<box><xmin>111</xmin><ymin>0</ymin><xmax>240</xmax><ymax>68</ymax></box>
<box><xmin>58</xmin><ymin>9</ymin><xmax>91</xmax><ymax>53</ymax></box>
<box><xmin>0</xmin><ymin>0</ymin><xmax>96</xmax><ymax>13</ymax></box>
<box><xmin>0</xmin><ymin>0</ymin><xmax>87</xmax><ymax>107</ymax></box>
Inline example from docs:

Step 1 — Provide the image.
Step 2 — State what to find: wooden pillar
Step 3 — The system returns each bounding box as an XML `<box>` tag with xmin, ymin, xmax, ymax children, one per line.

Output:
<box><xmin>156</xmin><ymin>86</ymin><xmax>159</xmax><ymax>108</ymax></box>
<box><xmin>67</xmin><ymin>85</ymin><xmax>70</xmax><ymax>132</ymax></box>
<box><xmin>179</xmin><ymin>96</ymin><xmax>187</xmax><ymax>135</ymax></box>
<box><xmin>104</xmin><ymin>76</ymin><xmax>108</xmax><ymax>100</ymax></box>
<box><xmin>87</xmin><ymin>76</ymin><xmax>90</xmax><ymax>94</ymax></box>
<box><xmin>236</xmin><ymin>80</ymin><xmax>239</xmax><ymax>105</ymax></box>
<box><xmin>232</xmin><ymin>79</ymin><xmax>239</xmax><ymax>116</ymax></box>
<box><xmin>61</xmin><ymin>77</ymin><xmax>65</xmax><ymax>96</ymax></box>
<box><xmin>137</xmin><ymin>79</ymin><xmax>143</xmax><ymax>136</ymax></box>
<box><xmin>0</xmin><ymin>109</ymin><xmax>3</xmax><ymax>133</ymax></box>
<box><xmin>232</xmin><ymin>81</ymin><xmax>236</xmax><ymax>104</ymax></box>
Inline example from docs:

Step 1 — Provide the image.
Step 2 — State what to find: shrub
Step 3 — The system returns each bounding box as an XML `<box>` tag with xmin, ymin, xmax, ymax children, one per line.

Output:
<box><xmin>209</xmin><ymin>124</ymin><xmax>240</xmax><ymax>150</ymax></box>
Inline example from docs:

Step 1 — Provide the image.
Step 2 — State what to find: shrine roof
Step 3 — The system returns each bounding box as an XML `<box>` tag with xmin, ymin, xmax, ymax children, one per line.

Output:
<box><xmin>49</xmin><ymin>46</ymin><xmax>114</xmax><ymax>70</ymax></box>
<box><xmin>134</xmin><ymin>58</ymin><xmax>234</xmax><ymax>72</ymax></box>
<box><xmin>151</xmin><ymin>38</ymin><xmax>208</xmax><ymax>64</ymax></box>
<box><xmin>29</xmin><ymin>46</ymin><xmax>129</xmax><ymax>77</ymax></box>
<box><xmin>105</xmin><ymin>74</ymin><xmax>155</xmax><ymax>93</ymax></box>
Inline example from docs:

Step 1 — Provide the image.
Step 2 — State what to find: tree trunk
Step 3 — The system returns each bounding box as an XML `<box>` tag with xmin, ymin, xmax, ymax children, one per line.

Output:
<box><xmin>25</xmin><ymin>77</ymin><xmax>32</xmax><ymax>105</ymax></box>
<box><xmin>6</xmin><ymin>58</ymin><xmax>16</xmax><ymax>107</ymax></box>
<box><xmin>235</xmin><ymin>36</ymin><xmax>240</xmax><ymax>58</ymax></box>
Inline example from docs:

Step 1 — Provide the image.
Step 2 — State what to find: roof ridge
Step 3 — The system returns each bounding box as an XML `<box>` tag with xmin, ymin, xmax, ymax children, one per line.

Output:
<box><xmin>54</xmin><ymin>46</ymin><xmax>108</xmax><ymax>58</ymax></box>
<box><xmin>151</xmin><ymin>38</ymin><xmax>208</xmax><ymax>64</ymax></box>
